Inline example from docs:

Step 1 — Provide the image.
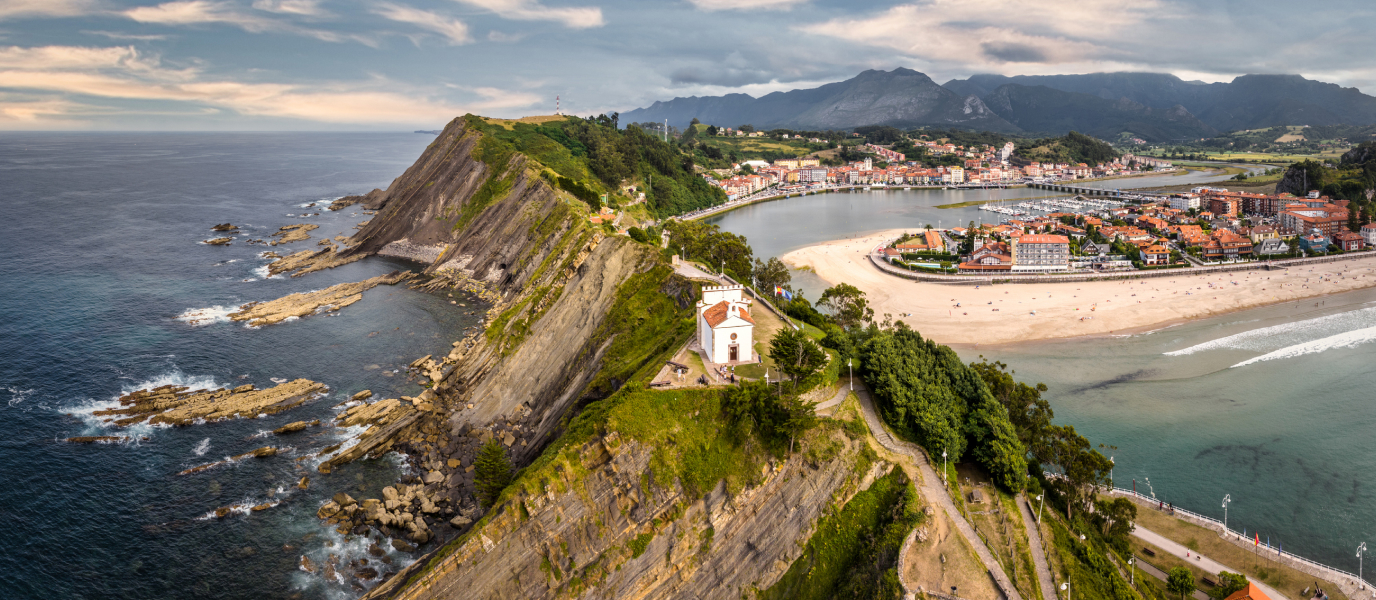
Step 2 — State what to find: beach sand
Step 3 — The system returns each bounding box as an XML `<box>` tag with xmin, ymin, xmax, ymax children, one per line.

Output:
<box><xmin>782</xmin><ymin>229</ymin><xmax>1376</xmax><ymax>345</ymax></box>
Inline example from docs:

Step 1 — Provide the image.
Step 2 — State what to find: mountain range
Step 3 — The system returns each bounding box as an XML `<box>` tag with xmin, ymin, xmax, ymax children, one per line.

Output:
<box><xmin>621</xmin><ymin>68</ymin><xmax>1376</xmax><ymax>142</ymax></box>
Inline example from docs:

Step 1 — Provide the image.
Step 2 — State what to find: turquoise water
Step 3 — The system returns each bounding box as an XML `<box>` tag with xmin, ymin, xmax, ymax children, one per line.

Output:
<box><xmin>710</xmin><ymin>185</ymin><xmax>1376</xmax><ymax>573</ymax></box>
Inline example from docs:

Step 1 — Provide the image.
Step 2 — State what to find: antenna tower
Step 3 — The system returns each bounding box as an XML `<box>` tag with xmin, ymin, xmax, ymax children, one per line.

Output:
<box><xmin>556</xmin><ymin>95</ymin><xmax>561</xmax><ymax>115</ymax></box>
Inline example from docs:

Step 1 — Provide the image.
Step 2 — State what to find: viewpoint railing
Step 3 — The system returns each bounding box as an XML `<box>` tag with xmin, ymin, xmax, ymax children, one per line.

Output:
<box><xmin>1107</xmin><ymin>487</ymin><xmax>1371</xmax><ymax>593</ymax></box>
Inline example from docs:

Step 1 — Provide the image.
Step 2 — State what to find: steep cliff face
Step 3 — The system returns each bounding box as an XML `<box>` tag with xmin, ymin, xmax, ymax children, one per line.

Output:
<box><xmin>363</xmin><ymin>389</ymin><xmax>884</xmax><ymax>600</ymax></box>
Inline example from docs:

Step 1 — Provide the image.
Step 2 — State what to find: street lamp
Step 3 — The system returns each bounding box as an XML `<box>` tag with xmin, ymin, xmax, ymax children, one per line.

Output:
<box><xmin>1222</xmin><ymin>494</ymin><xmax>1232</xmax><ymax>534</ymax></box>
<box><xmin>847</xmin><ymin>358</ymin><xmax>852</xmax><ymax>391</ymax></box>
<box><xmin>942</xmin><ymin>448</ymin><xmax>948</xmax><ymax>486</ymax></box>
<box><xmin>1359</xmin><ymin>542</ymin><xmax>1368</xmax><ymax>590</ymax></box>
<box><xmin>1128</xmin><ymin>557</ymin><xmax>1135</xmax><ymax>586</ymax></box>
<box><xmin>1109</xmin><ymin>456</ymin><xmax>1114</xmax><ymax>487</ymax></box>
<box><xmin>1036</xmin><ymin>494</ymin><xmax>1045</xmax><ymax>524</ymax></box>
<box><xmin>1061</xmin><ymin>582</ymin><xmax>1070</xmax><ymax>600</ymax></box>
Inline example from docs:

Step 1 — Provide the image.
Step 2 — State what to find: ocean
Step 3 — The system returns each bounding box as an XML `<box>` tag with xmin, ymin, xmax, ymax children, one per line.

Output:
<box><xmin>0</xmin><ymin>132</ymin><xmax>481</xmax><ymax>599</ymax></box>
<box><xmin>710</xmin><ymin>187</ymin><xmax>1376</xmax><ymax>574</ymax></box>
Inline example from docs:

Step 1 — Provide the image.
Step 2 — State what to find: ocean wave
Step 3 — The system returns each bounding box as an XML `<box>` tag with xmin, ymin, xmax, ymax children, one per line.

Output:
<box><xmin>176</xmin><ymin>305</ymin><xmax>243</xmax><ymax>326</ymax></box>
<box><xmin>1232</xmin><ymin>325</ymin><xmax>1376</xmax><ymax>367</ymax></box>
<box><xmin>1165</xmin><ymin>307</ymin><xmax>1376</xmax><ymax>356</ymax></box>
<box><xmin>193</xmin><ymin>438</ymin><xmax>211</xmax><ymax>456</ymax></box>
<box><xmin>67</xmin><ymin>370</ymin><xmax>224</xmax><ymax>435</ymax></box>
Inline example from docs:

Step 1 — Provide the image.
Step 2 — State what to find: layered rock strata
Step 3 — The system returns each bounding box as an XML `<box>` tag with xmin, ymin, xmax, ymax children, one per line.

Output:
<box><xmin>271</xmin><ymin>223</ymin><xmax>317</xmax><ymax>245</ymax></box>
<box><xmin>228</xmin><ymin>271</ymin><xmax>414</xmax><ymax>326</ymax></box>
<box><xmin>93</xmin><ymin>379</ymin><xmax>327</xmax><ymax>426</ymax></box>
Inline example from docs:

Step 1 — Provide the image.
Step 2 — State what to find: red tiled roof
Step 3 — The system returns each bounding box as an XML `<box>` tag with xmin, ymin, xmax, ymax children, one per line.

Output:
<box><xmin>702</xmin><ymin>301</ymin><xmax>754</xmax><ymax>328</ymax></box>
<box><xmin>1223</xmin><ymin>582</ymin><xmax>1272</xmax><ymax>600</ymax></box>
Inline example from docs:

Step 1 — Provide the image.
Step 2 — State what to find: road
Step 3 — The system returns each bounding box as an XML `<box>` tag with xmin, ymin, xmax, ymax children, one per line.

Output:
<box><xmin>852</xmin><ymin>381</ymin><xmax>1024</xmax><ymax>600</ymax></box>
<box><xmin>1132</xmin><ymin>524</ymin><xmax>1287</xmax><ymax>600</ymax></box>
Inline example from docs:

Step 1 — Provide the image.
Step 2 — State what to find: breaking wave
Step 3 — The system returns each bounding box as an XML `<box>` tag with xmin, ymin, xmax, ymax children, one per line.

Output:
<box><xmin>1165</xmin><ymin>306</ymin><xmax>1376</xmax><ymax>357</ymax></box>
<box><xmin>1232</xmin><ymin>325</ymin><xmax>1376</xmax><ymax>368</ymax></box>
<box><xmin>176</xmin><ymin>305</ymin><xmax>243</xmax><ymax>326</ymax></box>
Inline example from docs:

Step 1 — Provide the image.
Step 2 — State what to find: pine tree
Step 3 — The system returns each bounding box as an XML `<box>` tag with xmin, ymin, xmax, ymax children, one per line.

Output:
<box><xmin>474</xmin><ymin>439</ymin><xmax>512</xmax><ymax>508</ymax></box>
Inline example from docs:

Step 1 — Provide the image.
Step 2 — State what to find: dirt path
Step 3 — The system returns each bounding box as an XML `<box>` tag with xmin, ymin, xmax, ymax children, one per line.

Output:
<box><xmin>854</xmin><ymin>381</ymin><xmax>1023</xmax><ymax>600</ymax></box>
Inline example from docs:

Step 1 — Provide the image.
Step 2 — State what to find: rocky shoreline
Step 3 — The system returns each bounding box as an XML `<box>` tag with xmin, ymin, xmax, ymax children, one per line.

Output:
<box><xmin>93</xmin><ymin>379</ymin><xmax>328</xmax><ymax>427</ymax></box>
<box><xmin>228</xmin><ymin>271</ymin><xmax>414</xmax><ymax>327</ymax></box>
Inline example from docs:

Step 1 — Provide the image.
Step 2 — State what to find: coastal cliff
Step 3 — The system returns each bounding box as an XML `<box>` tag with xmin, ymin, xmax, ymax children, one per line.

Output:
<box><xmin>360</xmin><ymin>389</ymin><xmax>885</xmax><ymax>600</ymax></box>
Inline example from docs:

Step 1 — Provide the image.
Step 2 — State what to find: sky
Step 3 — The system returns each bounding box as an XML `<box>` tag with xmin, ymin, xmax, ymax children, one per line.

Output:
<box><xmin>3</xmin><ymin>0</ymin><xmax>1376</xmax><ymax>130</ymax></box>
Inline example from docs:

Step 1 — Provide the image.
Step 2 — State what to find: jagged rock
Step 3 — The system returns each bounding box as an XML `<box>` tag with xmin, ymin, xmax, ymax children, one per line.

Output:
<box><xmin>232</xmin><ymin>384</ymin><xmax>254</xmax><ymax>393</ymax></box>
<box><xmin>446</xmin><ymin>458</ymin><xmax>460</xmax><ymax>469</ymax></box>
<box><xmin>265</xmin><ymin>247</ymin><xmax>364</xmax><ymax>277</ymax></box>
<box><xmin>317</xmin><ymin>501</ymin><xmax>341</xmax><ymax>519</ymax></box>
<box><xmin>356</xmin><ymin>567</ymin><xmax>379</xmax><ymax>580</ymax></box>
<box><xmin>211</xmin><ymin>223</ymin><xmax>239</xmax><ymax>232</ymax></box>
<box><xmin>64</xmin><ymin>436</ymin><xmax>129</xmax><ymax>444</ymax></box>
<box><xmin>299</xmin><ymin>556</ymin><xmax>316</xmax><ymax>573</ymax></box>
<box><xmin>215</xmin><ymin>507</ymin><xmax>231</xmax><ymax>519</ymax></box>
<box><xmin>423</xmin><ymin>471</ymin><xmax>444</xmax><ymax>484</ymax></box>
<box><xmin>93</xmin><ymin>379</ymin><xmax>327</xmax><ymax>427</ymax></box>
<box><xmin>449</xmin><ymin>516</ymin><xmax>471</xmax><ymax>528</ymax></box>
<box><xmin>204</xmin><ymin>237</ymin><xmax>233</xmax><ymax>246</ymax></box>
<box><xmin>269</xmin><ymin>223</ymin><xmax>317</xmax><ymax>245</ymax></box>
<box><xmin>409</xmin><ymin>530</ymin><xmax>431</xmax><ymax>544</ymax></box>
<box><xmin>382</xmin><ymin>486</ymin><xmax>398</xmax><ymax>501</ymax></box>
<box><xmin>251</xmin><ymin>503</ymin><xmax>272</xmax><ymax>512</ymax></box>
<box><xmin>228</xmin><ymin>272</ymin><xmax>413</xmax><ymax>327</ymax></box>
<box><xmin>273</xmin><ymin>420</ymin><xmax>317</xmax><ymax>435</ymax></box>
<box><xmin>391</xmin><ymin>539</ymin><xmax>415</xmax><ymax>553</ymax></box>
<box><xmin>352</xmin><ymin>524</ymin><xmax>370</xmax><ymax>535</ymax></box>
<box><xmin>298</xmin><ymin>476</ymin><xmax>309</xmax><ymax>490</ymax></box>
<box><xmin>333</xmin><ymin>493</ymin><xmax>357</xmax><ymax>507</ymax></box>
<box><xmin>233</xmin><ymin>446</ymin><xmax>278</xmax><ymax>460</ymax></box>
<box><xmin>352</xmin><ymin>390</ymin><xmax>373</xmax><ymax>401</ymax></box>
<box><xmin>369</xmin><ymin>544</ymin><xmax>385</xmax><ymax>557</ymax></box>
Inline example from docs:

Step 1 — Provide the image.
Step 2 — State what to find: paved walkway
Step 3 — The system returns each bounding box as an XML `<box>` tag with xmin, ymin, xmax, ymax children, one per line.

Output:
<box><xmin>1132</xmin><ymin>524</ymin><xmax>1287</xmax><ymax>600</ymax></box>
<box><xmin>813</xmin><ymin>377</ymin><xmax>852</xmax><ymax>412</ymax></box>
<box><xmin>853</xmin><ymin>382</ymin><xmax>1023</xmax><ymax>600</ymax></box>
<box><xmin>672</xmin><ymin>261</ymin><xmax>726</xmax><ymax>284</ymax></box>
<box><xmin>1017</xmin><ymin>496</ymin><xmax>1058</xmax><ymax>600</ymax></box>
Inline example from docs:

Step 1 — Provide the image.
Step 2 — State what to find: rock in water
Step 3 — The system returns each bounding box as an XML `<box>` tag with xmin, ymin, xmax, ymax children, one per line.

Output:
<box><xmin>298</xmin><ymin>476</ymin><xmax>310</xmax><ymax>490</ymax></box>
<box><xmin>210</xmin><ymin>223</ymin><xmax>239</xmax><ymax>232</ymax></box>
<box><xmin>92</xmin><ymin>379</ymin><xmax>327</xmax><ymax>427</ymax></box>
<box><xmin>64</xmin><ymin>436</ymin><xmax>129</xmax><ymax>444</ymax></box>
<box><xmin>227</xmin><ymin>272</ymin><xmax>413</xmax><ymax>327</ymax></box>
<box><xmin>273</xmin><ymin>420</ymin><xmax>311</xmax><ymax>435</ymax></box>
<box><xmin>204</xmin><ymin>237</ymin><xmax>233</xmax><ymax>246</ymax></box>
<box><xmin>269</xmin><ymin>223</ymin><xmax>317</xmax><ymax>245</ymax></box>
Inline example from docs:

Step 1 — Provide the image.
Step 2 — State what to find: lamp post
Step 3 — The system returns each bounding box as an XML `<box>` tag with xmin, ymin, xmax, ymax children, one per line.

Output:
<box><xmin>847</xmin><ymin>358</ymin><xmax>853</xmax><ymax>391</ymax></box>
<box><xmin>1061</xmin><ymin>581</ymin><xmax>1070</xmax><ymax>600</ymax></box>
<box><xmin>1109</xmin><ymin>456</ymin><xmax>1114</xmax><ymax>487</ymax></box>
<box><xmin>1359</xmin><ymin>542</ymin><xmax>1368</xmax><ymax>590</ymax></box>
<box><xmin>1036</xmin><ymin>494</ymin><xmax>1045</xmax><ymax>524</ymax></box>
<box><xmin>942</xmin><ymin>449</ymin><xmax>948</xmax><ymax>486</ymax></box>
<box><xmin>1222</xmin><ymin>494</ymin><xmax>1232</xmax><ymax>534</ymax></box>
<box><xmin>1128</xmin><ymin>557</ymin><xmax>1135</xmax><ymax>586</ymax></box>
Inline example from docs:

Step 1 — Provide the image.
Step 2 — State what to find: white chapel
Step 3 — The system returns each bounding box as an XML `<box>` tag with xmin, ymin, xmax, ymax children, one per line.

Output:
<box><xmin>696</xmin><ymin>285</ymin><xmax>755</xmax><ymax>364</ymax></box>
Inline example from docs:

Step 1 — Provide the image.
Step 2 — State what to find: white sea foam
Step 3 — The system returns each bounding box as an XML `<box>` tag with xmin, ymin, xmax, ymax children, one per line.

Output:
<box><xmin>176</xmin><ymin>305</ymin><xmax>243</xmax><ymax>326</ymax></box>
<box><xmin>1232</xmin><ymin>325</ymin><xmax>1376</xmax><ymax>367</ymax></box>
<box><xmin>5</xmin><ymin>387</ymin><xmax>35</xmax><ymax>408</ymax></box>
<box><xmin>193</xmin><ymin>438</ymin><xmax>211</xmax><ymax>456</ymax></box>
<box><xmin>1165</xmin><ymin>307</ymin><xmax>1376</xmax><ymax>356</ymax></box>
<box><xmin>68</xmin><ymin>370</ymin><xmax>224</xmax><ymax>435</ymax></box>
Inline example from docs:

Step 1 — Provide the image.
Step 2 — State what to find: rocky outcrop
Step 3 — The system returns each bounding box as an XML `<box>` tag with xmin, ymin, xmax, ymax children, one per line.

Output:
<box><xmin>93</xmin><ymin>379</ymin><xmax>327</xmax><ymax>427</ymax></box>
<box><xmin>211</xmin><ymin>223</ymin><xmax>239</xmax><ymax>232</ymax></box>
<box><xmin>270</xmin><ymin>223</ymin><xmax>317</xmax><ymax>245</ymax></box>
<box><xmin>65</xmin><ymin>436</ymin><xmax>131</xmax><ymax>443</ymax></box>
<box><xmin>330</xmin><ymin>189</ymin><xmax>384</xmax><ymax>211</ymax></box>
<box><xmin>228</xmin><ymin>271</ymin><xmax>414</xmax><ymax>327</ymax></box>
<box><xmin>203</xmin><ymin>237</ymin><xmax>233</xmax><ymax>246</ymax></box>
<box><xmin>265</xmin><ymin>245</ymin><xmax>365</xmax><ymax>277</ymax></box>
<box><xmin>1276</xmin><ymin>162</ymin><xmax>1325</xmax><ymax>196</ymax></box>
<box><xmin>273</xmin><ymin>419</ymin><xmax>320</xmax><ymax>435</ymax></box>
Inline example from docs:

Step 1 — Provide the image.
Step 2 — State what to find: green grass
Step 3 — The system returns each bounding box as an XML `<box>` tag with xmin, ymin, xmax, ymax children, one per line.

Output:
<box><xmin>1046</xmin><ymin>514</ymin><xmax>1144</xmax><ymax>600</ymax></box>
<box><xmin>627</xmin><ymin>532</ymin><xmax>655</xmax><ymax>559</ymax></box>
<box><xmin>759</xmin><ymin>469</ymin><xmax>921</xmax><ymax>600</ymax></box>
<box><xmin>582</xmin><ymin>261</ymin><xmax>698</xmax><ymax>398</ymax></box>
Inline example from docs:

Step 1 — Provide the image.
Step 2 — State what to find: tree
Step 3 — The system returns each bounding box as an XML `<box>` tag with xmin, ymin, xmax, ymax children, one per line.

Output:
<box><xmin>818</xmin><ymin>283</ymin><xmax>874</xmax><ymax>330</ymax></box>
<box><xmin>1166</xmin><ymin>566</ymin><xmax>1195</xmax><ymax>600</ymax></box>
<box><xmin>752</xmin><ymin>257</ymin><xmax>791</xmax><ymax>293</ymax></box>
<box><xmin>690</xmin><ymin>117</ymin><xmax>700</xmax><ymax>125</ymax></box>
<box><xmin>769</xmin><ymin>328</ymin><xmax>828</xmax><ymax>391</ymax></box>
<box><xmin>1214</xmin><ymin>572</ymin><xmax>1248</xmax><ymax>598</ymax></box>
<box><xmin>627</xmin><ymin>226</ymin><xmax>650</xmax><ymax>244</ymax></box>
<box><xmin>1094</xmin><ymin>496</ymin><xmax>1137</xmax><ymax>541</ymax></box>
<box><xmin>777</xmin><ymin>394</ymin><xmax>818</xmax><ymax>453</ymax></box>
<box><xmin>1042</xmin><ymin>424</ymin><xmax>1112</xmax><ymax>518</ymax></box>
<box><xmin>474</xmin><ymin>439</ymin><xmax>512</xmax><ymax>508</ymax></box>
<box><xmin>707</xmin><ymin>125</ymin><xmax>719</xmax><ymax>136</ymax></box>
<box><xmin>968</xmin><ymin>359</ymin><xmax>1053</xmax><ymax>455</ymax></box>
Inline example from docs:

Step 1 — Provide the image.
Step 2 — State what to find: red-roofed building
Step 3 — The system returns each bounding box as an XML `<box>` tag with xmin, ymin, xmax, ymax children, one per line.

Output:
<box><xmin>1223</xmin><ymin>582</ymin><xmax>1272</xmax><ymax>600</ymax></box>
<box><xmin>1334</xmin><ymin>230</ymin><xmax>1365</xmax><ymax>251</ymax></box>
<box><xmin>958</xmin><ymin>241</ymin><xmax>1012</xmax><ymax>273</ymax></box>
<box><xmin>1142</xmin><ymin>244</ymin><xmax>1171</xmax><ymax>266</ymax></box>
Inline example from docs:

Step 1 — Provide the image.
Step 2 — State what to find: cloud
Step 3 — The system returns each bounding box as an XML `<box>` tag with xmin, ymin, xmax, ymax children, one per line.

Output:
<box><xmin>82</xmin><ymin>30</ymin><xmax>173</xmax><ymax>41</ymax></box>
<box><xmin>0</xmin><ymin>44</ymin><xmax>538</xmax><ymax>125</ymax></box>
<box><xmin>686</xmin><ymin>0</ymin><xmax>800</xmax><ymax>11</ymax></box>
<box><xmin>453</xmin><ymin>0</ymin><xmax>603</xmax><ymax>29</ymax></box>
<box><xmin>124</xmin><ymin>1</ymin><xmax>374</xmax><ymax>45</ymax></box>
<box><xmin>374</xmin><ymin>4</ymin><xmax>472</xmax><ymax>45</ymax></box>
<box><xmin>486</xmin><ymin>30</ymin><xmax>525</xmax><ymax>42</ymax></box>
<box><xmin>0</xmin><ymin>0</ymin><xmax>100</xmax><ymax>21</ymax></box>
<box><xmin>250</xmin><ymin>0</ymin><xmax>327</xmax><ymax>16</ymax></box>
<box><xmin>797</xmin><ymin>0</ymin><xmax>1161</xmax><ymax>74</ymax></box>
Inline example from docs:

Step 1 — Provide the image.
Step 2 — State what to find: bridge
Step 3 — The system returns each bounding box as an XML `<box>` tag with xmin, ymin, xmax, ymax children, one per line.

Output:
<box><xmin>1028</xmin><ymin>182</ymin><xmax>1169</xmax><ymax>201</ymax></box>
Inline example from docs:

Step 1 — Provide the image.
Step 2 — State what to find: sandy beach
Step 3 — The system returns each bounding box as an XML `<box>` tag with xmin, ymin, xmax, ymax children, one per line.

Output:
<box><xmin>782</xmin><ymin>229</ymin><xmax>1376</xmax><ymax>345</ymax></box>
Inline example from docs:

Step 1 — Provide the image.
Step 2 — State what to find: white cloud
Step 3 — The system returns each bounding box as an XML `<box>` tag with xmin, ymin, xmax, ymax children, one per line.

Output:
<box><xmin>686</xmin><ymin>0</ymin><xmax>799</xmax><ymax>11</ymax></box>
<box><xmin>373</xmin><ymin>4</ymin><xmax>471</xmax><ymax>45</ymax></box>
<box><xmin>453</xmin><ymin>0</ymin><xmax>603</xmax><ymax>29</ymax></box>
<box><xmin>124</xmin><ymin>1</ymin><xmax>374</xmax><ymax>45</ymax></box>
<box><xmin>250</xmin><ymin>0</ymin><xmax>327</xmax><ymax>16</ymax></box>
<box><xmin>0</xmin><ymin>44</ymin><xmax>539</xmax><ymax>126</ymax></box>
<box><xmin>0</xmin><ymin>0</ymin><xmax>101</xmax><ymax>21</ymax></box>
<box><xmin>797</xmin><ymin>0</ymin><xmax>1164</xmax><ymax>75</ymax></box>
<box><xmin>82</xmin><ymin>30</ymin><xmax>173</xmax><ymax>41</ymax></box>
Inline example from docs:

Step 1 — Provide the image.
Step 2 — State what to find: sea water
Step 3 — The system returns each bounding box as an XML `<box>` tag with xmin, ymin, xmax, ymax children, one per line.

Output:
<box><xmin>711</xmin><ymin>186</ymin><xmax>1376</xmax><ymax>573</ymax></box>
<box><xmin>0</xmin><ymin>132</ymin><xmax>481</xmax><ymax>599</ymax></box>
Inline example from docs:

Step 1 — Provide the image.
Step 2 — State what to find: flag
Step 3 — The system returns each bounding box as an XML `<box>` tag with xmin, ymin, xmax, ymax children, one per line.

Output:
<box><xmin>1255</xmin><ymin>532</ymin><xmax>1259</xmax><ymax>547</ymax></box>
<box><xmin>774</xmin><ymin>286</ymin><xmax>781</xmax><ymax>296</ymax></box>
